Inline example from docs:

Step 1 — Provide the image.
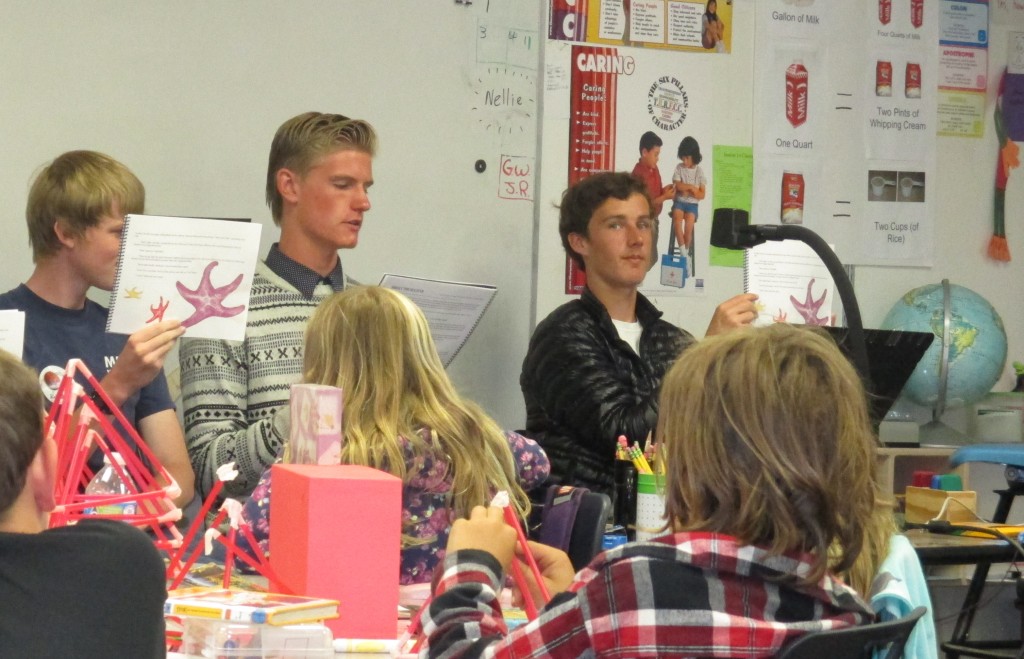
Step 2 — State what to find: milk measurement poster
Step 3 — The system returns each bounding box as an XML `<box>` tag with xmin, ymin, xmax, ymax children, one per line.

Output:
<box><xmin>752</xmin><ymin>0</ymin><xmax>936</xmax><ymax>266</ymax></box>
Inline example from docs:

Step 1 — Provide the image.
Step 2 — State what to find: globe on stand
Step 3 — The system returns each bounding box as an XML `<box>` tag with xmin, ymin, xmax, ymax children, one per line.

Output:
<box><xmin>881</xmin><ymin>279</ymin><xmax>1008</xmax><ymax>445</ymax></box>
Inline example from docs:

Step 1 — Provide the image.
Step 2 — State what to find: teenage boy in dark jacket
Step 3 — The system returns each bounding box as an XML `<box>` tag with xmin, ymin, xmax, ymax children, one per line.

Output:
<box><xmin>520</xmin><ymin>172</ymin><xmax>757</xmax><ymax>494</ymax></box>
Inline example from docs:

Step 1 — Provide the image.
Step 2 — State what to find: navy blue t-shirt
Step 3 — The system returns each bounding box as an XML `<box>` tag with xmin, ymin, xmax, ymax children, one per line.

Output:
<box><xmin>0</xmin><ymin>520</ymin><xmax>166</xmax><ymax>657</ymax></box>
<box><xmin>0</xmin><ymin>284</ymin><xmax>174</xmax><ymax>463</ymax></box>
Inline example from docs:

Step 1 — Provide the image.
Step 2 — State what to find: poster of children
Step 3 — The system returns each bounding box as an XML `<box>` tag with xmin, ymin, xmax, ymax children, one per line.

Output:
<box><xmin>540</xmin><ymin>40</ymin><xmax>713</xmax><ymax>296</ymax></box>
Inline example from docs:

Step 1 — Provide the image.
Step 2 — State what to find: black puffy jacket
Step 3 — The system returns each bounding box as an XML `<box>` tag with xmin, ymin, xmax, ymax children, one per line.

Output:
<box><xmin>520</xmin><ymin>288</ymin><xmax>694</xmax><ymax>494</ymax></box>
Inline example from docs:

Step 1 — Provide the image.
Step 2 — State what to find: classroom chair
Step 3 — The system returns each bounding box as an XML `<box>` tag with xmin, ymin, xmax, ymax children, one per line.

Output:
<box><xmin>774</xmin><ymin>606</ymin><xmax>927</xmax><ymax>659</ymax></box>
<box><xmin>534</xmin><ymin>484</ymin><xmax>612</xmax><ymax>571</ymax></box>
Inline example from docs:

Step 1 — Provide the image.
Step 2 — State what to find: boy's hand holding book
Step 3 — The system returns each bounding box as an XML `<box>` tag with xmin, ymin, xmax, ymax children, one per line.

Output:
<box><xmin>103</xmin><ymin>319</ymin><xmax>184</xmax><ymax>404</ymax></box>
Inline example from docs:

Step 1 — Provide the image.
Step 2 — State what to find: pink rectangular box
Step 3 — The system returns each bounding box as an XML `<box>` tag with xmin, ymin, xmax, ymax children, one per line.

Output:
<box><xmin>270</xmin><ymin>464</ymin><xmax>401</xmax><ymax>639</ymax></box>
<box><xmin>286</xmin><ymin>384</ymin><xmax>343</xmax><ymax>465</ymax></box>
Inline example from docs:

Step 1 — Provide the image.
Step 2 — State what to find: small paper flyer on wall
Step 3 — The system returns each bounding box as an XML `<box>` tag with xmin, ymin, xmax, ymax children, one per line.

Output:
<box><xmin>546</xmin><ymin>40</ymin><xmax>712</xmax><ymax>296</ymax></box>
<box><xmin>548</xmin><ymin>0</ymin><xmax>734</xmax><ymax>54</ymax></box>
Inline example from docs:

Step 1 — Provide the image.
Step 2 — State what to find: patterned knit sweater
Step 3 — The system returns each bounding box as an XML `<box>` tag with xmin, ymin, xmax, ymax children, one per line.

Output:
<box><xmin>179</xmin><ymin>260</ymin><xmax>346</xmax><ymax>500</ymax></box>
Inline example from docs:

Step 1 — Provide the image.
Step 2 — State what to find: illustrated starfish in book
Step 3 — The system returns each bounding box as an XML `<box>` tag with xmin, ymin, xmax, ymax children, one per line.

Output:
<box><xmin>147</xmin><ymin>296</ymin><xmax>170</xmax><ymax>323</ymax></box>
<box><xmin>176</xmin><ymin>261</ymin><xmax>245</xmax><ymax>328</ymax></box>
<box><xmin>789</xmin><ymin>279</ymin><xmax>829</xmax><ymax>325</ymax></box>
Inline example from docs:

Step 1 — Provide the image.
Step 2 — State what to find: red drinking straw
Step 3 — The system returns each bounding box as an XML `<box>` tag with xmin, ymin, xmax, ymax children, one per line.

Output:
<box><xmin>502</xmin><ymin>504</ymin><xmax>551</xmax><ymax>605</ymax></box>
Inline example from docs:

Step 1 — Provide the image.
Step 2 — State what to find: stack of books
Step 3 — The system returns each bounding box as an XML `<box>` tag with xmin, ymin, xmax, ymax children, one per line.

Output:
<box><xmin>165</xmin><ymin>588</ymin><xmax>339</xmax><ymax>656</ymax></box>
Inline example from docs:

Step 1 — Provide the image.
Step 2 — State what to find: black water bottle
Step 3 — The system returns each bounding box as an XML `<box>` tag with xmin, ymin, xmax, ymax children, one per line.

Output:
<box><xmin>613</xmin><ymin>460</ymin><xmax>638</xmax><ymax>540</ymax></box>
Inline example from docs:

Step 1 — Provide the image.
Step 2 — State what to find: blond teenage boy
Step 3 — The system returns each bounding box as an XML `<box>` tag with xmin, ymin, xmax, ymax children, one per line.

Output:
<box><xmin>179</xmin><ymin>112</ymin><xmax>376</xmax><ymax>501</ymax></box>
<box><xmin>0</xmin><ymin>150</ymin><xmax>193</xmax><ymax>507</ymax></box>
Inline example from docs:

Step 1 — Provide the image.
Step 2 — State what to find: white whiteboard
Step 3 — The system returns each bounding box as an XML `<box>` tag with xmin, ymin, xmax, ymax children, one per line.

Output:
<box><xmin>0</xmin><ymin>1</ymin><xmax>541</xmax><ymax>428</ymax></box>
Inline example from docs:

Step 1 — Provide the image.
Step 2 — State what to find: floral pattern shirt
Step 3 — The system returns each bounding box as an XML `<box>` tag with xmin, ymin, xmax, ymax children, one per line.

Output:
<box><xmin>239</xmin><ymin>428</ymin><xmax>549</xmax><ymax>585</ymax></box>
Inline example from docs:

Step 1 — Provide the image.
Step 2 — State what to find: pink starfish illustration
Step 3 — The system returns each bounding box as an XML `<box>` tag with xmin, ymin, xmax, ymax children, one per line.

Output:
<box><xmin>789</xmin><ymin>278</ymin><xmax>829</xmax><ymax>325</ymax></box>
<box><xmin>147</xmin><ymin>296</ymin><xmax>170</xmax><ymax>323</ymax></box>
<box><xmin>176</xmin><ymin>261</ymin><xmax>245</xmax><ymax>328</ymax></box>
<box><xmin>772</xmin><ymin>309</ymin><xmax>788</xmax><ymax>323</ymax></box>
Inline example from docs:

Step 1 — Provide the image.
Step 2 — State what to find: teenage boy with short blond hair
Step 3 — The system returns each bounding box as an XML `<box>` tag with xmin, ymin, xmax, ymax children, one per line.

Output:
<box><xmin>0</xmin><ymin>150</ymin><xmax>194</xmax><ymax>507</ymax></box>
<box><xmin>180</xmin><ymin>112</ymin><xmax>377</xmax><ymax>500</ymax></box>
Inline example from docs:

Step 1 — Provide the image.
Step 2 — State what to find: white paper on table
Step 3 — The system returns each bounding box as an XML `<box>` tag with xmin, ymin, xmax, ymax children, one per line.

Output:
<box><xmin>0</xmin><ymin>310</ymin><xmax>26</xmax><ymax>359</ymax></box>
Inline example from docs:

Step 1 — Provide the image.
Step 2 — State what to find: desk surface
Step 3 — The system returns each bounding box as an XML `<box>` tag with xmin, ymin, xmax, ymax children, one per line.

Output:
<box><xmin>905</xmin><ymin>528</ymin><xmax>1018</xmax><ymax>565</ymax></box>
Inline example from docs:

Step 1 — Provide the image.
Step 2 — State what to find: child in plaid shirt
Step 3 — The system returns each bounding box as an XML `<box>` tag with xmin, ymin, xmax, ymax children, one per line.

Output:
<box><xmin>423</xmin><ymin>323</ymin><xmax>895</xmax><ymax>658</ymax></box>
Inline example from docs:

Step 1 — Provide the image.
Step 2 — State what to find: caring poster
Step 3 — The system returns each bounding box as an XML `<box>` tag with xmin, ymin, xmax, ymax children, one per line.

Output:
<box><xmin>542</xmin><ymin>41</ymin><xmax>712</xmax><ymax>295</ymax></box>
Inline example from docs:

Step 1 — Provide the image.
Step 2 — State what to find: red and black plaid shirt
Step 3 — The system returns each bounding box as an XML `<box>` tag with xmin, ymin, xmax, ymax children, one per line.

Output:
<box><xmin>422</xmin><ymin>532</ymin><xmax>873</xmax><ymax>658</ymax></box>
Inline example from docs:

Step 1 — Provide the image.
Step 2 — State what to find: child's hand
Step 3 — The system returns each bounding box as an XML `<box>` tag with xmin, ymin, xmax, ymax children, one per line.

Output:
<box><xmin>510</xmin><ymin>541</ymin><xmax>576</xmax><ymax>607</ymax></box>
<box><xmin>447</xmin><ymin>506</ymin><xmax>518</xmax><ymax>570</ymax></box>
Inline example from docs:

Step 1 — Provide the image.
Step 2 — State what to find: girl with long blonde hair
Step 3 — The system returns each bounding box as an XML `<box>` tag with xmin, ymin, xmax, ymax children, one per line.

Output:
<box><xmin>241</xmin><ymin>286</ymin><xmax>549</xmax><ymax>584</ymax></box>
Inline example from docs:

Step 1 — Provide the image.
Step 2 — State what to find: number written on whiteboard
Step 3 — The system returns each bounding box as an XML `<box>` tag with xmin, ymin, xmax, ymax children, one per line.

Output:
<box><xmin>477</xmin><ymin>20</ymin><xmax>536</xmax><ymax>69</ymax></box>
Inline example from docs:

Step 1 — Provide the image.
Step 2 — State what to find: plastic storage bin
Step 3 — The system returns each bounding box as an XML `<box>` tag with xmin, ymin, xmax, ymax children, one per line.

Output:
<box><xmin>181</xmin><ymin>618</ymin><xmax>333</xmax><ymax>658</ymax></box>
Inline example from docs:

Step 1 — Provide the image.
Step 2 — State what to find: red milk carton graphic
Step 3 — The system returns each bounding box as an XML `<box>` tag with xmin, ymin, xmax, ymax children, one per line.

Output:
<box><xmin>879</xmin><ymin>0</ymin><xmax>891</xmax><ymax>25</ymax></box>
<box><xmin>905</xmin><ymin>63</ymin><xmax>921</xmax><ymax>98</ymax></box>
<box><xmin>910</xmin><ymin>0</ymin><xmax>924</xmax><ymax>28</ymax></box>
<box><xmin>781</xmin><ymin>171</ymin><xmax>805</xmax><ymax>225</ymax></box>
<box><xmin>785</xmin><ymin>61</ymin><xmax>808</xmax><ymax>128</ymax></box>
<box><xmin>876</xmin><ymin>61</ymin><xmax>893</xmax><ymax>96</ymax></box>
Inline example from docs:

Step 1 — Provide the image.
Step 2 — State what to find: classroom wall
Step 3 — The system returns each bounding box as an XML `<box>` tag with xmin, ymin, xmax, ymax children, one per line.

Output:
<box><xmin>3</xmin><ymin>2</ymin><xmax>1022</xmax><ymax>434</ymax></box>
<box><xmin>840</xmin><ymin>8</ymin><xmax>1024</xmax><ymax>424</ymax></box>
<box><xmin>0</xmin><ymin>1</ymin><xmax>540</xmax><ymax>429</ymax></box>
<box><xmin>533</xmin><ymin>3</ymin><xmax>1024</xmax><ymax>431</ymax></box>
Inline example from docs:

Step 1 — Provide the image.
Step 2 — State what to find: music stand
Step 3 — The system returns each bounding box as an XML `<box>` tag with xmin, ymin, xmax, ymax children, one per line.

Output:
<box><xmin>822</xmin><ymin>326</ymin><xmax>934</xmax><ymax>444</ymax></box>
